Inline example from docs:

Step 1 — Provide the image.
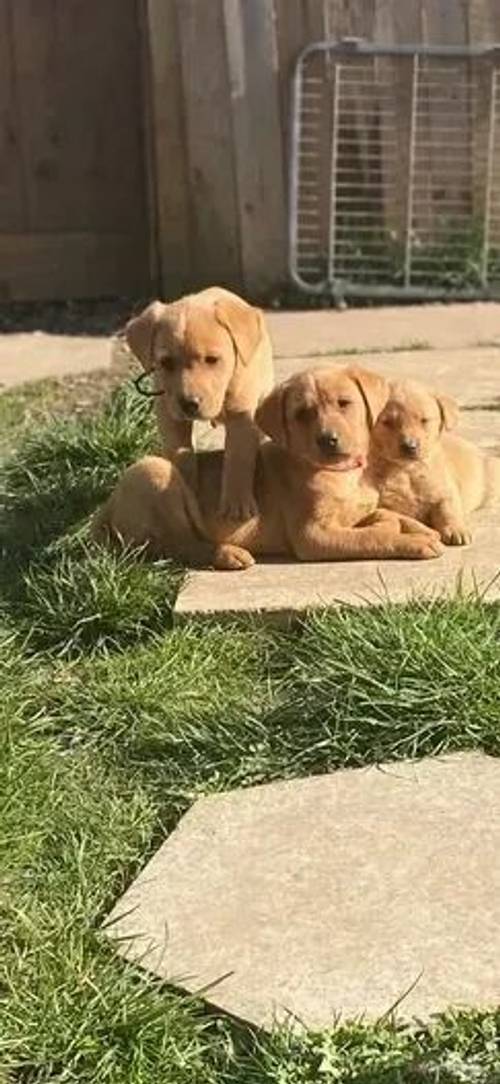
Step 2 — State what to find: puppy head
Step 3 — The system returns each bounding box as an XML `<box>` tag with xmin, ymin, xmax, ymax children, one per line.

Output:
<box><xmin>372</xmin><ymin>379</ymin><xmax>459</xmax><ymax>464</ymax></box>
<box><xmin>256</xmin><ymin>365</ymin><xmax>388</xmax><ymax>469</ymax></box>
<box><xmin>125</xmin><ymin>292</ymin><xmax>263</xmax><ymax>422</ymax></box>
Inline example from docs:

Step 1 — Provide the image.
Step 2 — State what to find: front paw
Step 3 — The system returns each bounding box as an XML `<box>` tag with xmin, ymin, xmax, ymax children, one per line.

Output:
<box><xmin>401</xmin><ymin>535</ymin><xmax>445</xmax><ymax>559</ymax></box>
<box><xmin>218</xmin><ymin>493</ymin><xmax>258</xmax><ymax>523</ymax></box>
<box><xmin>440</xmin><ymin>523</ymin><xmax>472</xmax><ymax>546</ymax></box>
<box><xmin>214</xmin><ymin>544</ymin><xmax>255</xmax><ymax>570</ymax></box>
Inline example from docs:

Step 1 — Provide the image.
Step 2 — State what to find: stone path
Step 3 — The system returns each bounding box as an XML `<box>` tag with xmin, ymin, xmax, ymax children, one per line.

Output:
<box><xmin>106</xmin><ymin>752</ymin><xmax>500</xmax><ymax>1029</ymax></box>
<box><xmin>0</xmin><ymin>332</ymin><xmax>112</xmax><ymax>390</ymax></box>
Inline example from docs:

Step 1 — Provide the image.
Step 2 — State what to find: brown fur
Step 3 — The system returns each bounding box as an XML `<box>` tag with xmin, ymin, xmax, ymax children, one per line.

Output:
<box><xmin>125</xmin><ymin>287</ymin><xmax>274</xmax><ymax>521</ymax></box>
<box><xmin>370</xmin><ymin>378</ymin><xmax>500</xmax><ymax>545</ymax></box>
<box><xmin>93</xmin><ymin>367</ymin><xmax>443</xmax><ymax>569</ymax></box>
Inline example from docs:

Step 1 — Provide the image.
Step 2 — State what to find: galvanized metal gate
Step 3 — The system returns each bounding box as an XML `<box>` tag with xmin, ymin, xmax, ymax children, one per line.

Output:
<box><xmin>289</xmin><ymin>40</ymin><xmax>500</xmax><ymax>301</ymax></box>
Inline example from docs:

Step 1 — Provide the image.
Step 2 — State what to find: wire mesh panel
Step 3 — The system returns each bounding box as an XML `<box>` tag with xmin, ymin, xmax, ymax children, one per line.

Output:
<box><xmin>289</xmin><ymin>40</ymin><xmax>500</xmax><ymax>299</ymax></box>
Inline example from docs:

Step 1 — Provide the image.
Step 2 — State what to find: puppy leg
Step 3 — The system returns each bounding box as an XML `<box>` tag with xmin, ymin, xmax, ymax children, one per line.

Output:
<box><xmin>154</xmin><ymin>397</ymin><xmax>193</xmax><ymax>457</ymax></box>
<box><xmin>290</xmin><ymin>522</ymin><xmax>444</xmax><ymax>562</ymax></box>
<box><xmin>429</xmin><ymin>497</ymin><xmax>471</xmax><ymax>546</ymax></box>
<box><xmin>363</xmin><ymin>509</ymin><xmax>441</xmax><ymax>539</ymax></box>
<box><xmin>219</xmin><ymin>411</ymin><xmax>259</xmax><ymax>522</ymax></box>
<box><xmin>93</xmin><ymin>457</ymin><xmax>253</xmax><ymax>571</ymax></box>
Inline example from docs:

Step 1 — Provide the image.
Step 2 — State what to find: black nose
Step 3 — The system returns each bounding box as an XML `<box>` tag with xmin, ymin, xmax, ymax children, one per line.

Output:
<box><xmin>316</xmin><ymin>430</ymin><xmax>340</xmax><ymax>453</ymax></box>
<box><xmin>179</xmin><ymin>395</ymin><xmax>200</xmax><ymax>418</ymax></box>
<box><xmin>401</xmin><ymin>436</ymin><xmax>419</xmax><ymax>457</ymax></box>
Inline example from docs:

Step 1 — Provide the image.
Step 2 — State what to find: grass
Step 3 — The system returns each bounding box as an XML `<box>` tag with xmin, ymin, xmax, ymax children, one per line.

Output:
<box><xmin>1</xmin><ymin>375</ymin><xmax>500</xmax><ymax>1081</ymax></box>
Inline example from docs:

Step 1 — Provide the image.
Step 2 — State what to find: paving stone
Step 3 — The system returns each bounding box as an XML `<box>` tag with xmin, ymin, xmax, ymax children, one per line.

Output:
<box><xmin>275</xmin><ymin>347</ymin><xmax>500</xmax><ymax>421</ymax></box>
<box><xmin>268</xmin><ymin>301</ymin><xmax>500</xmax><ymax>357</ymax></box>
<box><xmin>105</xmin><ymin>752</ymin><xmax>500</xmax><ymax>1029</ymax></box>
<box><xmin>0</xmin><ymin>332</ymin><xmax>112</xmax><ymax>389</ymax></box>
<box><xmin>175</xmin><ymin>509</ymin><xmax>500</xmax><ymax>620</ymax></box>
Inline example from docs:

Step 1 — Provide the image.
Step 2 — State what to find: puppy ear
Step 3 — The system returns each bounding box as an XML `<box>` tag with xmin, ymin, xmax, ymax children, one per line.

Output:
<box><xmin>347</xmin><ymin>366</ymin><xmax>389</xmax><ymax>428</ymax></box>
<box><xmin>125</xmin><ymin>301</ymin><xmax>165</xmax><ymax>372</ymax></box>
<box><xmin>436</xmin><ymin>393</ymin><xmax>459</xmax><ymax>431</ymax></box>
<box><xmin>255</xmin><ymin>383</ymin><xmax>288</xmax><ymax>445</ymax></box>
<box><xmin>214</xmin><ymin>297</ymin><xmax>263</xmax><ymax>366</ymax></box>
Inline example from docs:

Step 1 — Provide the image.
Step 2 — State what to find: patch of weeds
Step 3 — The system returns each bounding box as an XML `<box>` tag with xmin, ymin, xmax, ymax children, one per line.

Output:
<box><xmin>278</xmin><ymin>217</ymin><xmax>500</xmax><ymax>301</ymax></box>
<box><xmin>33</xmin><ymin>620</ymin><xmax>281</xmax><ymax>801</ymax></box>
<box><xmin>0</xmin><ymin>382</ymin><xmax>155</xmax><ymax>554</ymax></box>
<box><xmin>29</xmin><ymin>599</ymin><xmax>500</xmax><ymax>799</ymax></box>
<box><xmin>0</xmin><ymin>383</ymin><xmax>176</xmax><ymax>652</ymax></box>
<box><xmin>267</xmin><ymin>599</ymin><xmax>500</xmax><ymax>773</ymax></box>
<box><xmin>16</xmin><ymin>542</ymin><xmax>183</xmax><ymax>657</ymax></box>
<box><xmin>0</xmin><ymin>380</ymin><xmax>61</xmax><ymax>460</ymax></box>
<box><xmin>221</xmin><ymin>1012</ymin><xmax>500</xmax><ymax>1082</ymax></box>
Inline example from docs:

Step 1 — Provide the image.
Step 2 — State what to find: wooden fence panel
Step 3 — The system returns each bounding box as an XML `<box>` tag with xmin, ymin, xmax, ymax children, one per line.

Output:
<box><xmin>0</xmin><ymin>0</ymin><xmax>25</xmax><ymax>236</ymax></box>
<box><xmin>177</xmin><ymin>0</ymin><xmax>242</xmax><ymax>289</ymax></box>
<box><xmin>147</xmin><ymin>0</ymin><xmax>192</xmax><ymax>297</ymax></box>
<box><xmin>224</xmin><ymin>0</ymin><xmax>287</xmax><ymax>293</ymax></box>
<box><xmin>1</xmin><ymin>0</ymin><xmax>150</xmax><ymax>300</ymax></box>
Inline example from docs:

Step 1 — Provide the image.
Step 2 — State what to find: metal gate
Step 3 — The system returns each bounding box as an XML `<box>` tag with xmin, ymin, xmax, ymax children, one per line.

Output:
<box><xmin>289</xmin><ymin>40</ymin><xmax>500</xmax><ymax>301</ymax></box>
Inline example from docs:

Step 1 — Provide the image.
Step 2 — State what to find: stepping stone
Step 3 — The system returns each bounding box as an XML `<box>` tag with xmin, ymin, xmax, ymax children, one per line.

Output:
<box><xmin>106</xmin><ymin>752</ymin><xmax>500</xmax><ymax>1029</ymax></box>
<box><xmin>174</xmin><ymin>508</ymin><xmax>500</xmax><ymax>620</ymax></box>
<box><xmin>268</xmin><ymin>302</ymin><xmax>500</xmax><ymax>357</ymax></box>
<box><xmin>0</xmin><ymin>333</ymin><xmax>113</xmax><ymax>390</ymax></box>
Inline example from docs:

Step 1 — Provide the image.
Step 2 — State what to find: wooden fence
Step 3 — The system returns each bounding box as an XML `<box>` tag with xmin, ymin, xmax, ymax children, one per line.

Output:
<box><xmin>0</xmin><ymin>0</ymin><xmax>151</xmax><ymax>300</ymax></box>
<box><xmin>2</xmin><ymin>1</ymin><xmax>500</xmax><ymax>301</ymax></box>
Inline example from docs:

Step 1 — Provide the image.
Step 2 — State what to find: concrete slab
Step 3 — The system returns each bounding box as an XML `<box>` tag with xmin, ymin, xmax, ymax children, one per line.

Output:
<box><xmin>0</xmin><ymin>332</ymin><xmax>112</xmax><ymax>390</ymax></box>
<box><xmin>175</xmin><ymin>510</ymin><xmax>500</xmax><ymax>620</ymax></box>
<box><xmin>267</xmin><ymin>302</ymin><xmax>500</xmax><ymax>358</ymax></box>
<box><xmin>105</xmin><ymin>752</ymin><xmax>500</xmax><ymax>1029</ymax></box>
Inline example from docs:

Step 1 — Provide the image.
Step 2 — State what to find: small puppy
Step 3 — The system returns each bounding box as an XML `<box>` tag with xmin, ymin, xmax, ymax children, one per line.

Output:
<box><xmin>93</xmin><ymin>367</ymin><xmax>443</xmax><ymax>568</ymax></box>
<box><xmin>125</xmin><ymin>286</ymin><xmax>274</xmax><ymax>521</ymax></box>
<box><xmin>370</xmin><ymin>378</ymin><xmax>500</xmax><ymax>544</ymax></box>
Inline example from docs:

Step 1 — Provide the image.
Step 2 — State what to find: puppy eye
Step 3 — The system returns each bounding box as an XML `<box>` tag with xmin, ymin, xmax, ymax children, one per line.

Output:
<box><xmin>382</xmin><ymin>417</ymin><xmax>395</xmax><ymax>428</ymax></box>
<box><xmin>338</xmin><ymin>397</ymin><xmax>351</xmax><ymax>409</ymax></box>
<box><xmin>421</xmin><ymin>417</ymin><xmax>429</xmax><ymax>425</ymax></box>
<box><xmin>205</xmin><ymin>355</ymin><xmax>220</xmax><ymax>366</ymax></box>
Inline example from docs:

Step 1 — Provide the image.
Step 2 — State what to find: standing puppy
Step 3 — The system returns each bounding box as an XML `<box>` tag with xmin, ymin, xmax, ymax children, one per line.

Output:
<box><xmin>370</xmin><ymin>378</ymin><xmax>500</xmax><ymax>544</ymax></box>
<box><xmin>126</xmin><ymin>286</ymin><xmax>274</xmax><ymax>521</ymax></box>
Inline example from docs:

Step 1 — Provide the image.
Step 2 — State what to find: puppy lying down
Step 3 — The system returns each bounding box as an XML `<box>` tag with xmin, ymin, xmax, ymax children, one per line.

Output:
<box><xmin>371</xmin><ymin>378</ymin><xmax>500</xmax><ymax>545</ymax></box>
<box><xmin>93</xmin><ymin>367</ymin><xmax>443</xmax><ymax>569</ymax></box>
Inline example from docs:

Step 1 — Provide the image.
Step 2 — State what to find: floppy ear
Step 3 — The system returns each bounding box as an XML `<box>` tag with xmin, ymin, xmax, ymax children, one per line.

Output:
<box><xmin>436</xmin><ymin>393</ymin><xmax>459</xmax><ymax>431</ymax></box>
<box><xmin>214</xmin><ymin>298</ymin><xmax>263</xmax><ymax>366</ymax></box>
<box><xmin>125</xmin><ymin>301</ymin><xmax>165</xmax><ymax>372</ymax></box>
<box><xmin>347</xmin><ymin>366</ymin><xmax>389</xmax><ymax>428</ymax></box>
<box><xmin>255</xmin><ymin>382</ymin><xmax>288</xmax><ymax>445</ymax></box>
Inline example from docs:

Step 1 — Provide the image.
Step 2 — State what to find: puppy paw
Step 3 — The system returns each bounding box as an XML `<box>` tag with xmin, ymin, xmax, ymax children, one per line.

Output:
<box><xmin>440</xmin><ymin>523</ymin><xmax>472</xmax><ymax>546</ymax></box>
<box><xmin>401</xmin><ymin>535</ymin><xmax>445</xmax><ymax>560</ymax></box>
<box><xmin>397</xmin><ymin>514</ymin><xmax>441</xmax><ymax>539</ymax></box>
<box><xmin>214</xmin><ymin>544</ymin><xmax>255</xmax><ymax>571</ymax></box>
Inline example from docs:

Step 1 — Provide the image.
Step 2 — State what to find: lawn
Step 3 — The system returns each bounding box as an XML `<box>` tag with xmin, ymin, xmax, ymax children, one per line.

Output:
<box><xmin>1</xmin><ymin>376</ymin><xmax>500</xmax><ymax>1083</ymax></box>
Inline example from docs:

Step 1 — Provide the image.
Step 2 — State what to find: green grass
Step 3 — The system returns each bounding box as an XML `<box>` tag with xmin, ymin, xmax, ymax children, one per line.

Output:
<box><xmin>1</xmin><ymin>378</ymin><xmax>500</xmax><ymax>1081</ymax></box>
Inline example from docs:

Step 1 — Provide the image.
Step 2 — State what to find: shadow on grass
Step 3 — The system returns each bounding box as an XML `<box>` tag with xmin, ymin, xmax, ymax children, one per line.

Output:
<box><xmin>0</xmin><ymin>383</ymin><xmax>184</xmax><ymax>655</ymax></box>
